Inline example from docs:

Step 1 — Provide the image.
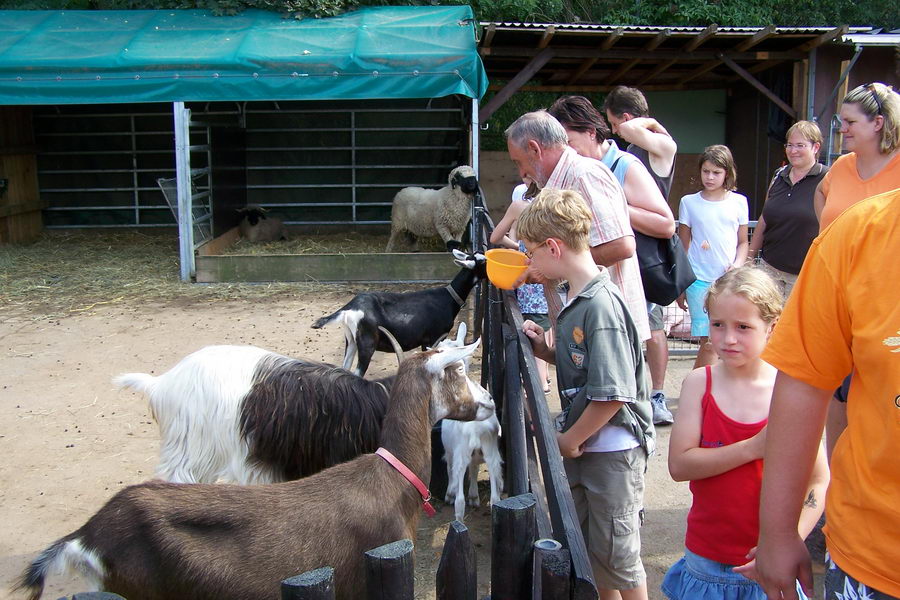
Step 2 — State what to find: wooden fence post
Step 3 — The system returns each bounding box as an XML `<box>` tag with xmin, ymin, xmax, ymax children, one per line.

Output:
<box><xmin>531</xmin><ymin>538</ymin><xmax>570</xmax><ymax>599</ymax></box>
<box><xmin>502</xmin><ymin>324</ymin><xmax>528</xmax><ymax>497</ymax></box>
<box><xmin>365</xmin><ymin>538</ymin><xmax>415</xmax><ymax>600</ymax></box>
<box><xmin>490</xmin><ymin>493</ymin><xmax>536</xmax><ymax>600</ymax></box>
<box><xmin>281</xmin><ymin>566</ymin><xmax>336</xmax><ymax>600</ymax></box>
<box><xmin>436</xmin><ymin>520</ymin><xmax>477</xmax><ymax>600</ymax></box>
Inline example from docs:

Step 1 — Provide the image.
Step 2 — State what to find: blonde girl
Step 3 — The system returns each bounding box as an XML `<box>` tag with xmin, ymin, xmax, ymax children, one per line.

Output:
<box><xmin>677</xmin><ymin>145</ymin><xmax>749</xmax><ymax>368</ymax></box>
<box><xmin>663</xmin><ymin>267</ymin><xmax>828</xmax><ymax>600</ymax></box>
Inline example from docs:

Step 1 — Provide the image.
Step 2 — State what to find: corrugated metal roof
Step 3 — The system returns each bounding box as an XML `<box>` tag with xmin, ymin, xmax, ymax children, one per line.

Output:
<box><xmin>480</xmin><ymin>22</ymin><xmax>874</xmax><ymax>35</ymax></box>
<box><xmin>843</xmin><ymin>32</ymin><xmax>900</xmax><ymax>46</ymax></box>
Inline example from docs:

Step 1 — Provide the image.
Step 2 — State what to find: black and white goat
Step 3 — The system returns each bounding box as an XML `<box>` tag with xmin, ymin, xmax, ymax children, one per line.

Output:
<box><xmin>311</xmin><ymin>249</ymin><xmax>486</xmax><ymax>376</ymax></box>
<box><xmin>112</xmin><ymin>345</ymin><xmax>395</xmax><ymax>485</ymax></box>
<box><xmin>15</xmin><ymin>335</ymin><xmax>494</xmax><ymax>600</ymax></box>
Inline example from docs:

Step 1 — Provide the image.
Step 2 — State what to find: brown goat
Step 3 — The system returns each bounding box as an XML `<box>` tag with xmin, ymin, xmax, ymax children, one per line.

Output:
<box><xmin>14</xmin><ymin>339</ymin><xmax>493</xmax><ymax>600</ymax></box>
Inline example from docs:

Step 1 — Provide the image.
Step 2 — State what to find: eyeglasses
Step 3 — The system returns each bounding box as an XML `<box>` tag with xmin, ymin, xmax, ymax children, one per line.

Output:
<box><xmin>784</xmin><ymin>143</ymin><xmax>811</xmax><ymax>150</ymax></box>
<box><xmin>866</xmin><ymin>83</ymin><xmax>883</xmax><ymax>116</ymax></box>
<box><xmin>524</xmin><ymin>239</ymin><xmax>549</xmax><ymax>259</ymax></box>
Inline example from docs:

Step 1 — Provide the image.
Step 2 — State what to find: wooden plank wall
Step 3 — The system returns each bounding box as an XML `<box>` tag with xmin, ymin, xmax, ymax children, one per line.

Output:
<box><xmin>0</xmin><ymin>106</ymin><xmax>44</xmax><ymax>244</ymax></box>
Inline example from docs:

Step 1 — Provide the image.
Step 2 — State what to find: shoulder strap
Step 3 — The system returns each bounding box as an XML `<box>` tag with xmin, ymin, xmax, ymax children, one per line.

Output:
<box><xmin>704</xmin><ymin>365</ymin><xmax>712</xmax><ymax>397</ymax></box>
<box><xmin>769</xmin><ymin>164</ymin><xmax>788</xmax><ymax>189</ymax></box>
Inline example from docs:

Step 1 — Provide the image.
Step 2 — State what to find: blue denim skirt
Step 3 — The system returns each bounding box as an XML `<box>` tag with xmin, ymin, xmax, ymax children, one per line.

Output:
<box><xmin>662</xmin><ymin>549</ymin><xmax>808</xmax><ymax>600</ymax></box>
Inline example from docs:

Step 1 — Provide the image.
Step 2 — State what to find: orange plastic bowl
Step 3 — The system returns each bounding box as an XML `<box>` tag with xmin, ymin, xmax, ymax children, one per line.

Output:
<box><xmin>485</xmin><ymin>248</ymin><xmax>528</xmax><ymax>290</ymax></box>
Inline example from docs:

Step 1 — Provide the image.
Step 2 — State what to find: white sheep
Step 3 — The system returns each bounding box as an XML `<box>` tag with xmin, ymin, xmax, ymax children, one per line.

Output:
<box><xmin>238</xmin><ymin>205</ymin><xmax>288</xmax><ymax>243</ymax></box>
<box><xmin>385</xmin><ymin>165</ymin><xmax>479</xmax><ymax>252</ymax></box>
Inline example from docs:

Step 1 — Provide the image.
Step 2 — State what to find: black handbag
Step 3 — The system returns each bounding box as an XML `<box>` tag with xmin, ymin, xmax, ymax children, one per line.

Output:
<box><xmin>634</xmin><ymin>231</ymin><xmax>696</xmax><ymax>306</ymax></box>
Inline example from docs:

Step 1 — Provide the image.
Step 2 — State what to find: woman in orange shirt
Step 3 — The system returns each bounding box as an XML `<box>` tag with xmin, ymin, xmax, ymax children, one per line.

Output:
<box><xmin>815</xmin><ymin>82</ymin><xmax>900</xmax><ymax>231</ymax></box>
<box><xmin>813</xmin><ymin>83</ymin><xmax>900</xmax><ymax>461</ymax></box>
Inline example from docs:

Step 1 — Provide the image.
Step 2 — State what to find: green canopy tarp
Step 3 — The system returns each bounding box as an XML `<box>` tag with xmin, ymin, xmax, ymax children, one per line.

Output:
<box><xmin>0</xmin><ymin>6</ymin><xmax>488</xmax><ymax>105</ymax></box>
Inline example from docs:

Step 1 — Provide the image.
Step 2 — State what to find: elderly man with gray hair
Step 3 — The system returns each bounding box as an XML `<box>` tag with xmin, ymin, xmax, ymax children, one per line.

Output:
<box><xmin>505</xmin><ymin>110</ymin><xmax>649</xmax><ymax>343</ymax></box>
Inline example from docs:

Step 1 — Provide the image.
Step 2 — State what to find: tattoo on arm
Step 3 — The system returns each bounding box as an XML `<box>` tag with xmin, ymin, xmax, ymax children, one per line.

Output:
<box><xmin>803</xmin><ymin>490</ymin><xmax>818</xmax><ymax>509</ymax></box>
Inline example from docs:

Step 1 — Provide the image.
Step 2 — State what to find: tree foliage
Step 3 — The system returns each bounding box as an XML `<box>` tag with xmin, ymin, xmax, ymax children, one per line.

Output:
<box><xmin>0</xmin><ymin>0</ymin><xmax>895</xmax><ymax>28</ymax></box>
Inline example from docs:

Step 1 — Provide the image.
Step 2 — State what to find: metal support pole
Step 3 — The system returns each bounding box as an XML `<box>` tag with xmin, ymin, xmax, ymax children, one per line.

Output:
<box><xmin>806</xmin><ymin>48</ymin><xmax>817</xmax><ymax>121</ymax></box>
<box><xmin>173</xmin><ymin>101</ymin><xmax>195</xmax><ymax>282</ymax></box>
<box><xmin>471</xmin><ymin>98</ymin><xmax>480</xmax><ymax>178</ymax></box>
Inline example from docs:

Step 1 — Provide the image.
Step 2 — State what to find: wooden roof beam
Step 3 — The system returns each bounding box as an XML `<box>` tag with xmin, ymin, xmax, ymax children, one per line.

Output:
<box><xmin>638</xmin><ymin>24</ymin><xmax>717</xmax><ymax>86</ymax></box>
<box><xmin>636</xmin><ymin>59</ymin><xmax>675</xmax><ymax>86</ymax></box>
<box><xmin>600</xmin><ymin>27</ymin><xmax>626</xmax><ymax>51</ymax></box>
<box><xmin>478</xmin><ymin>48</ymin><xmax>555</xmax><ymax>122</ymax></box>
<box><xmin>481</xmin><ymin>23</ymin><xmax>496</xmax><ymax>49</ymax></box>
<box><xmin>604</xmin><ymin>29</ymin><xmax>670</xmax><ymax>86</ymax></box>
<box><xmin>795</xmin><ymin>25</ymin><xmax>848</xmax><ymax>52</ymax></box>
<box><xmin>734</xmin><ymin>25</ymin><xmax>777</xmax><ymax>52</ymax></box>
<box><xmin>566</xmin><ymin>27</ymin><xmax>623</xmax><ymax>86</ymax></box>
<box><xmin>718</xmin><ymin>53</ymin><xmax>797</xmax><ymax>118</ymax></box>
<box><xmin>679</xmin><ymin>25</ymin><xmax>775</xmax><ymax>84</ymax></box>
<box><xmin>683</xmin><ymin>23</ymin><xmax>719</xmax><ymax>52</ymax></box>
<box><xmin>537</xmin><ymin>26</ymin><xmax>556</xmax><ymax>49</ymax></box>
<box><xmin>677</xmin><ymin>59</ymin><xmax>721</xmax><ymax>84</ymax></box>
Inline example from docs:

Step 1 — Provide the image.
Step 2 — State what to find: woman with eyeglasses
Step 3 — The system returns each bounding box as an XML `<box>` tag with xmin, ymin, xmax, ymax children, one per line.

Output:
<box><xmin>815</xmin><ymin>82</ymin><xmax>900</xmax><ymax>230</ymax></box>
<box><xmin>747</xmin><ymin>121</ymin><xmax>828</xmax><ymax>298</ymax></box>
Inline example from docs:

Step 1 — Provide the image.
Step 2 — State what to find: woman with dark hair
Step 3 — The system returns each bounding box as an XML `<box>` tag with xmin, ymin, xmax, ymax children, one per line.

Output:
<box><xmin>549</xmin><ymin>95</ymin><xmax>677</xmax><ymax>426</ymax></box>
<box><xmin>549</xmin><ymin>95</ymin><xmax>675</xmax><ymax>239</ymax></box>
<box><xmin>747</xmin><ymin>121</ymin><xmax>828</xmax><ymax>298</ymax></box>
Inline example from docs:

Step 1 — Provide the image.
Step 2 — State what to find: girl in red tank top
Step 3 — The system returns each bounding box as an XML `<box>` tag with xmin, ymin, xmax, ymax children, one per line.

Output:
<box><xmin>662</xmin><ymin>266</ymin><xmax>829</xmax><ymax>600</ymax></box>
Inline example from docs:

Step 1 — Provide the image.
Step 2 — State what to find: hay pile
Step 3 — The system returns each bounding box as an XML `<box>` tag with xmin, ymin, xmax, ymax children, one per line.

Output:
<box><xmin>221</xmin><ymin>231</ymin><xmax>444</xmax><ymax>255</ymax></box>
<box><xmin>0</xmin><ymin>231</ymin><xmax>343</xmax><ymax>319</ymax></box>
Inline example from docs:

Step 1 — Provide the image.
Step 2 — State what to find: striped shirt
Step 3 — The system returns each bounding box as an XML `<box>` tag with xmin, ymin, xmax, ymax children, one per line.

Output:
<box><xmin>544</xmin><ymin>147</ymin><xmax>649</xmax><ymax>341</ymax></box>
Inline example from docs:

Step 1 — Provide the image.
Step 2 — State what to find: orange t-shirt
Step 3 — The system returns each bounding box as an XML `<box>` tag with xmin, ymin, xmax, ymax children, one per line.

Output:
<box><xmin>818</xmin><ymin>151</ymin><xmax>900</xmax><ymax>231</ymax></box>
<box><xmin>763</xmin><ymin>188</ymin><xmax>900</xmax><ymax>595</ymax></box>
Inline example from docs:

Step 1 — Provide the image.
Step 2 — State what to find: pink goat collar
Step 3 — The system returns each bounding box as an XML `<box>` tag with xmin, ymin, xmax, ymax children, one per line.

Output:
<box><xmin>375</xmin><ymin>447</ymin><xmax>436</xmax><ymax>517</ymax></box>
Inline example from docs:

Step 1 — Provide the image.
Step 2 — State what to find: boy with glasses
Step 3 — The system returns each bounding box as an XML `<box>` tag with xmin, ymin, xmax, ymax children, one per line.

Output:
<box><xmin>518</xmin><ymin>188</ymin><xmax>655</xmax><ymax>600</ymax></box>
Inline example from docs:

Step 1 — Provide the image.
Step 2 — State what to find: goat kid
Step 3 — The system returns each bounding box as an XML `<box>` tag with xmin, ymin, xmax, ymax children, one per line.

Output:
<box><xmin>113</xmin><ymin>345</ymin><xmax>395</xmax><ymax>484</ymax></box>
<box><xmin>435</xmin><ymin>322</ymin><xmax>504</xmax><ymax>521</ymax></box>
<box><xmin>15</xmin><ymin>337</ymin><xmax>494</xmax><ymax>600</ymax></box>
<box><xmin>311</xmin><ymin>249</ymin><xmax>486</xmax><ymax>376</ymax></box>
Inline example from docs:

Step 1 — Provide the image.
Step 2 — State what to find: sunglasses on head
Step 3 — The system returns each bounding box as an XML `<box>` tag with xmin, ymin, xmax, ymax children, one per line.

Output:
<box><xmin>866</xmin><ymin>83</ymin><xmax>883</xmax><ymax>116</ymax></box>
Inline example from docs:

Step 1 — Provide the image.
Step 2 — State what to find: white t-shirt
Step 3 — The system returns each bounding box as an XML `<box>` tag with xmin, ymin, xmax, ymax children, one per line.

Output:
<box><xmin>511</xmin><ymin>183</ymin><xmax>528</xmax><ymax>202</ymax></box>
<box><xmin>678</xmin><ymin>191</ymin><xmax>749</xmax><ymax>282</ymax></box>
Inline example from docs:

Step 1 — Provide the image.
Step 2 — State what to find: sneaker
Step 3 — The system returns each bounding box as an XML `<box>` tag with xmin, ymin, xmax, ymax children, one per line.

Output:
<box><xmin>651</xmin><ymin>392</ymin><xmax>674</xmax><ymax>426</ymax></box>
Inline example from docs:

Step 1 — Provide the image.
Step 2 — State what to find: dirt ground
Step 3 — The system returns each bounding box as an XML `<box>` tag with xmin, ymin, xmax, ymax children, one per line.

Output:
<box><xmin>0</xmin><ymin>284</ymin><xmax>823</xmax><ymax>599</ymax></box>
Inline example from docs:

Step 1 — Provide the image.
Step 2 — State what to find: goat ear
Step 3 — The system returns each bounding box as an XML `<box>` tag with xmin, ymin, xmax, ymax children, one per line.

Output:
<box><xmin>455</xmin><ymin>322</ymin><xmax>467</xmax><ymax>345</ymax></box>
<box><xmin>452</xmin><ymin>249</ymin><xmax>475</xmax><ymax>270</ymax></box>
<box><xmin>425</xmin><ymin>339</ymin><xmax>480</xmax><ymax>375</ymax></box>
<box><xmin>451</xmin><ymin>248</ymin><xmax>468</xmax><ymax>261</ymax></box>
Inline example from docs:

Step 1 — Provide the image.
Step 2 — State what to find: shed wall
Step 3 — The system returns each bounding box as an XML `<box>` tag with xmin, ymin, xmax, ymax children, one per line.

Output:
<box><xmin>0</xmin><ymin>106</ymin><xmax>42</xmax><ymax>243</ymax></box>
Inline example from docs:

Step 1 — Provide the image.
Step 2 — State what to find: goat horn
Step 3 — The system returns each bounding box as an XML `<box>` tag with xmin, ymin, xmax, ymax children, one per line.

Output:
<box><xmin>377</xmin><ymin>326</ymin><xmax>404</xmax><ymax>366</ymax></box>
<box><xmin>426</xmin><ymin>339</ymin><xmax>481</xmax><ymax>375</ymax></box>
